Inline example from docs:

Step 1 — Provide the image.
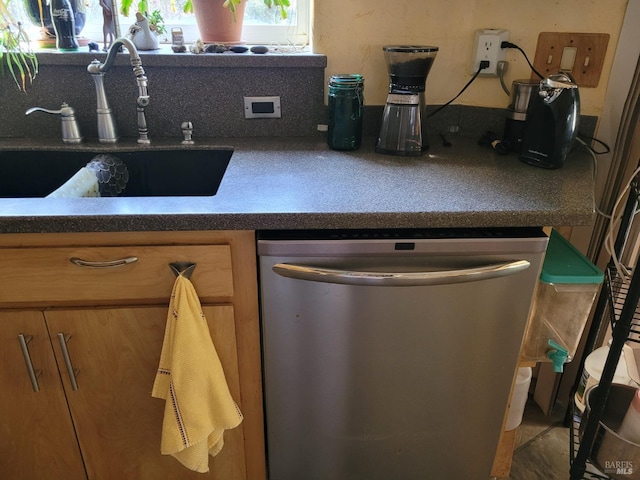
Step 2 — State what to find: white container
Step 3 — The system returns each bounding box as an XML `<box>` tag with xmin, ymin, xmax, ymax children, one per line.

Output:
<box><xmin>618</xmin><ymin>388</ymin><xmax>640</xmax><ymax>445</ymax></box>
<box><xmin>505</xmin><ymin>367</ymin><xmax>532</xmax><ymax>431</ymax></box>
<box><xmin>575</xmin><ymin>342</ymin><xmax>640</xmax><ymax>412</ymax></box>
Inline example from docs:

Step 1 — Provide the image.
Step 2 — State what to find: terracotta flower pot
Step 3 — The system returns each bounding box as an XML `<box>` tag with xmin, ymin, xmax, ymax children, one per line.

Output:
<box><xmin>191</xmin><ymin>0</ymin><xmax>246</xmax><ymax>44</ymax></box>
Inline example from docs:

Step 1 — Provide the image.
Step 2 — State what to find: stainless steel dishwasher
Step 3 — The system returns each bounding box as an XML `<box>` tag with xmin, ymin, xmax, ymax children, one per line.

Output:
<box><xmin>258</xmin><ymin>228</ymin><xmax>548</xmax><ymax>480</ymax></box>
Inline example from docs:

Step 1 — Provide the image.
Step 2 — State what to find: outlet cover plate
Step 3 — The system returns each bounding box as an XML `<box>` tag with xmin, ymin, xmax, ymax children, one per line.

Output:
<box><xmin>470</xmin><ymin>28</ymin><xmax>510</xmax><ymax>77</ymax></box>
<box><xmin>244</xmin><ymin>96</ymin><xmax>281</xmax><ymax>119</ymax></box>
<box><xmin>532</xmin><ymin>32</ymin><xmax>610</xmax><ymax>87</ymax></box>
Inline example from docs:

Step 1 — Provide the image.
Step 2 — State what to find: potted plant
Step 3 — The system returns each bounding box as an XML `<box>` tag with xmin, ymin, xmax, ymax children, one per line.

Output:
<box><xmin>184</xmin><ymin>0</ymin><xmax>289</xmax><ymax>20</ymax></box>
<box><xmin>182</xmin><ymin>0</ymin><xmax>290</xmax><ymax>44</ymax></box>
<box><xmin>1</xmin><ymin>0</ymin><xmax>38</xmax><ymax>91</ymax></box>
<box><xmin>120</xmin><ymin>0</ymin><xmax>289</xmax><ymax>44</ymax></box>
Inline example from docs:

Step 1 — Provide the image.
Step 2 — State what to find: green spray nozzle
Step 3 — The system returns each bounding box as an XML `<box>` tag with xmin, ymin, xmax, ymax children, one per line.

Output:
<box><xmin>547</xmin><ymin>340</ymin><xmax>569</xmax><ymax>373</ymax></box>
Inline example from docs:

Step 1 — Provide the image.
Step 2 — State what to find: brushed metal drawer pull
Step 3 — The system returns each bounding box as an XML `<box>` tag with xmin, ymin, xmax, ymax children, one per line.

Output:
<box><xmin>57</xmin><ymin>333</ymin><xmax>79</xmax><ymax>391</ymax></box>
<box><xmin>70</xmin><ymin>256</ymin><xmax>138</xmax><ymax>268</ymax></box>
<box><xmin>18</xmin><ymin>334</ymin><xmax>42</xmax><ymax>392</ymax></box>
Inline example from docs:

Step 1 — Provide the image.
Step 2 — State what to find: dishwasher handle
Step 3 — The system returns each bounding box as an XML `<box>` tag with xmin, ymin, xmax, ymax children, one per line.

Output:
<box><xmin>272</xmin><ymin>260</ymin><xmax>531</xmax><ymax>286</ymax></box>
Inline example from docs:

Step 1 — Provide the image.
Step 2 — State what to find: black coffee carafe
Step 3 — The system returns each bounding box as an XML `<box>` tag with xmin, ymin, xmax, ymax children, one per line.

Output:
<box><xmin>519</xmin><ymin>73</ymin><xmax>580</xmax><ymax>169</ymax></box>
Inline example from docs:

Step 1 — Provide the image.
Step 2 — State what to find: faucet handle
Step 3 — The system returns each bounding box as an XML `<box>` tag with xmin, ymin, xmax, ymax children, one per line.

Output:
<box><xmin>181</xmin><ymin>121</ymin><xmax>194</xmax><ymax>144</ymax></box>
<box><xmin>26</xmin><ymin>103</ymin><xmax>83</xmax><ymax>144</ymax></box>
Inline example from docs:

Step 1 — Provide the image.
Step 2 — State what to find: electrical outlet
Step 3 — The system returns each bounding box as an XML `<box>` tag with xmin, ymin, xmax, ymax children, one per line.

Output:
<box><xmin>470</xmin><ymin>29</ymin><xmax>510</xmax><ymax>77</ymax></box>
<box><xmin>244</xmin><ymin>96</ymin><xmax>281</xmax><ymax>119</ymax></box>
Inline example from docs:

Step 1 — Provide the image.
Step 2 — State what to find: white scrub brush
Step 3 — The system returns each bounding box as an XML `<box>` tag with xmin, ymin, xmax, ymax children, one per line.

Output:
<box><xmin>46</xmin><ymin>154</ymin><xmax>129</xmax><ymax>198</ymax></box>
<box><xmin>46</xmin><ymin>167</ymin><xmax>100</xmax><ymax>198</ymax></box>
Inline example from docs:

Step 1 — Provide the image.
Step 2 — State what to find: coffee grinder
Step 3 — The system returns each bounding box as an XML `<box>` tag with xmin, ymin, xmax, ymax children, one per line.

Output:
<box><xmin>502</xmin><ymin>79</ymin><xmax>539</xmax><ymax>152</ymax></box>
<box><xmin>376</xmin><ymin>45</ymin><xmax>438</xmax><ymax>156</ymax></box>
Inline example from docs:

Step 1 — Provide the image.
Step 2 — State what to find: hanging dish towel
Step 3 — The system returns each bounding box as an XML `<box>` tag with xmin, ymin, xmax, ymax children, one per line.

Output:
<box><xmin>152</xmin><ymin>273</ymin><xmax>243</xmax><ymax>473</ymax></box>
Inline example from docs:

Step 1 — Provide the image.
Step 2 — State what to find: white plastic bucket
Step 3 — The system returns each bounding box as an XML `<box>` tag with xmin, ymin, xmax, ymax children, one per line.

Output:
<box><xmin>574</xmin><ymin>342</ymin><xmax>640</xmax><ymax>412</ymax></box>
<box><xmin>505</xmin><ymin>367</ymin><xmax>532</xmax><ymax>431</ymax></box>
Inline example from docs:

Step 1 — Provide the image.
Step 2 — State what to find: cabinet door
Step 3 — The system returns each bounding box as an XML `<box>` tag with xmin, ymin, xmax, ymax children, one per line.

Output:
<box><xmin>45</xmin><ymin>305</ymin><xmax>246</xmax><ymax>480</ymax></box>
<box><xmin>0</xmin><ymin>310</ymin><xmax>86</xmax><ymax>480</ymax></box>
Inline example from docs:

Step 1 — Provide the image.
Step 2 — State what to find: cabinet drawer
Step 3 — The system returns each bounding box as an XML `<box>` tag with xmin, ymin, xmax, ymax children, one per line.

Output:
<box><xmin>0</xmin><ymin>245</ymin><xmax>234</xmax><ymax>305</ymax></box>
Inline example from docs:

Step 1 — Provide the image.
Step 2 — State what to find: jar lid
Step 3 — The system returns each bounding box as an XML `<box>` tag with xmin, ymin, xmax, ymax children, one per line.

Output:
<box><xmin>383</xmin><ymin>45</ymin><xmax>439</xmax><ymax>53</ymax></box>
<box><xmin>329</xmin><ymin>74</ymin><xmax>364</xmax><ymax>86</ymax></box>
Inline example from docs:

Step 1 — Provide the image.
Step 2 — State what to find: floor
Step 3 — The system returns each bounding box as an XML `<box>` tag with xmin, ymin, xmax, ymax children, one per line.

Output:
<box><xmin>499</xmin><ymin>397</ymin><xmax>612</xmax><ymax>479</ymax></box>
<box><xmin>499</xmin><ymin>398</ymin><xmax>572</xmax><ymax>480</ymax></box>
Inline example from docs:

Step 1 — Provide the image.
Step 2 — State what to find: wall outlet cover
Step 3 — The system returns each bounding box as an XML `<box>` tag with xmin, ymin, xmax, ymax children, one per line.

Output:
<box><xmin>471</xmin><ymin>28</ymin><xmax>510</xmax><ymax>77</ymax></box>
<box><xmin>244</xmin><ymin>96</ymin><xmax>282</xmax><ymax>119</ymax></box>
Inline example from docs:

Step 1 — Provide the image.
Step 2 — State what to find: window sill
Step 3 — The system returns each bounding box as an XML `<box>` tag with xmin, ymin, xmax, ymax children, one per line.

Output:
<box><xmin>35</xmin><ymin>44</ymin><xmax>326</xmax><ymax>69</ymax></box>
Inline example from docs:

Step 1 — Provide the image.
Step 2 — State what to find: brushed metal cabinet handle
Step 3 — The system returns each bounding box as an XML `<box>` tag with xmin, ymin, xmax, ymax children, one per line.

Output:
<box><xmin>69</xmin><ymin>256</ymin><xmax>138</xmax><ymax>268</ymax></box>
<box><xmin>18</xmin><ymin>334</ymin><xmax>42</xmax><ymax>392</ymax></box>
<box><xmin>57</xmin><ymin>333</ymin><xmax>79</xmax><ymax>391</ymax></box>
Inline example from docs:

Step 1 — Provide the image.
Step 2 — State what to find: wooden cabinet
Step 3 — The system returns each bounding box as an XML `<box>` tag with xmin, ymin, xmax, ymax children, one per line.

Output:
<box><xmin>0</xmin><ymin>231</ymin><xmax>264</xmax><ymax>480</ymax></box>
<box><xmin>0</xmin><ymin>310</ymin><xmax>86</xmax><ymax>480</ymax></box>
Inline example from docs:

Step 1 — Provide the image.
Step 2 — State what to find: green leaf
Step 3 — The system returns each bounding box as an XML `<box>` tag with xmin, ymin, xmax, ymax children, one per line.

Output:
<box><xmin>1</xmin><ymin>8</ymin><xmax>38</xmax><ymax>92</ymax></box>
<box><xmin>120</xmin><ymin>0</ymin><xmax>133</xmax><ymax>16</ymax></box>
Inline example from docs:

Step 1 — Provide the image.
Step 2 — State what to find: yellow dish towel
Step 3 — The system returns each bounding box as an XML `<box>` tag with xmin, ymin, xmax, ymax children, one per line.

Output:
<box><xmin>152</xmin><ymin>274</ymin><xmax>243</xmax><ymax>473</ymax></box>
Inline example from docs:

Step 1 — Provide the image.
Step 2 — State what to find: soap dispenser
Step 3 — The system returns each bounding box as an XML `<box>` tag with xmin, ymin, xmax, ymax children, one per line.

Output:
<box><xmin>25</xmin><ymin>103</ymin><xmax>83</xmax><ymax>144</ymax></box>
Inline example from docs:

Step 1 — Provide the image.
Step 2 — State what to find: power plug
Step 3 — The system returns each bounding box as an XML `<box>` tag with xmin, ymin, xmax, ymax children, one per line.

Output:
<box><xmin>470</xmin><ymin>29</ymin><xmax>510</xmax><ymax>77</ymax></box>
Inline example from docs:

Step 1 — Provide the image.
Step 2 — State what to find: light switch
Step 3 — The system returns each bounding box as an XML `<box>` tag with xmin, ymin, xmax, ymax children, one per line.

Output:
<box><xmin>559</xmin><ymin>46</ymin><xmax>577</xmax><ymax>72</ymax></box>
<box><xmin>532</xmin><ymin>32</ymin><xmax>610</xmax><ymax>87</ymax></box>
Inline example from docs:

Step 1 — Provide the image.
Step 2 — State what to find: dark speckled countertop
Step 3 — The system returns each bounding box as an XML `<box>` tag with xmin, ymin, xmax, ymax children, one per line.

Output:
<box><xmin>0</xmin><ymin>135</ymin><xmax>595</xmax><ymax>233</ymax></box>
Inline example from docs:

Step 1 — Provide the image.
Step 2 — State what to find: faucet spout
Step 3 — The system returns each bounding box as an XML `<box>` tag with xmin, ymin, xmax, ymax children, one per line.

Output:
<box><xmin>87</xmin><ymin>37</ymin><xmax>150</xmax><ymax>144</ymax></box>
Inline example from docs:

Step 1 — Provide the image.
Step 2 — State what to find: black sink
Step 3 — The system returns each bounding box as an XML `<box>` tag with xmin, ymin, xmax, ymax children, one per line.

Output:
<box><xmin>0</xmin><ymin>147</ymin><xmax>233</xmax><ymax>197</ymax></box>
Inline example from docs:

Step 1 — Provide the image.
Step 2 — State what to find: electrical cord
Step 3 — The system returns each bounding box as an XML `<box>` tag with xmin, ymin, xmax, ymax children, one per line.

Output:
<box><xmin>577</xmin><ymin>137</ymin><xmax>609</xmax><ymax>219</ymax></box>
<box><xmin>428</xmin><ymin>41</ymin><xmax>541</xmax><ymax>118</ymax></box>
<box><xmin>478</xmin><ymin>131</ymin><xmax>510</xmax><ymax>154</ymax></box>
<box><xmin>497</xmin><ymin>60</ymin><xmax>510</xmax><ymax>96</ymax></box>
<box><xmin>427</xmin><ymin>63</ymin><xmax>486</xmax><ymax>119</ymax></box>
<box><xmin>577</xmin><ymin>126</ymin><xmax>631</xmax><ymax>279</ymax></box>
<box><xmin>501</xmin><ymin>41</ymin><xmax>545</xmax><ymax>79</ymax></box>
<box><xmin>603</xmin><ymin>163</ymin><xmax>640</xmax><ymax>281</ymax></box>
<box><xmin>577</xmin><ymin>132</ymin><xmax>611</xmax><ymax>155</ymax></box>
<box><xmin>582</xmin><ymin>131</ymin><xmax>640</xmax><ymax>281</ymax></box>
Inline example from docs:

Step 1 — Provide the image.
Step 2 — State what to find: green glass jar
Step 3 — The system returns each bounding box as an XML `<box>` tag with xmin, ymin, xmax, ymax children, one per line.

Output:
<box><xmin>327</xmin><ymin>74</ymin><xmax>364</xmax><ymax>151</ymax></box>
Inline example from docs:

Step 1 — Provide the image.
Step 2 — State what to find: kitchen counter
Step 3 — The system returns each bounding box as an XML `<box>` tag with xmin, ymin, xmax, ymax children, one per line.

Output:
<box><xmin>0</xmin><ymin>135</ymin><xmax>595</xmax><ymax>233</ymax></box>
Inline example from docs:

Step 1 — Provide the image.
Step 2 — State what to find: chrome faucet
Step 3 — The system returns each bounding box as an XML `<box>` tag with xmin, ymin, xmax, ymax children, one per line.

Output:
<box><xmin>87</xmin><ymin>37</ymin><xmax>150</xmax><ymax>144</ymax></box>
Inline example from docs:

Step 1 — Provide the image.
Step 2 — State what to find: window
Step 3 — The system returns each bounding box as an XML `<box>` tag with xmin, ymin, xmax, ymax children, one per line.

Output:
<box><xmin>10</xmin><ymin>0</ymin><xmax>309</xmax><ymax>49</ymax></box>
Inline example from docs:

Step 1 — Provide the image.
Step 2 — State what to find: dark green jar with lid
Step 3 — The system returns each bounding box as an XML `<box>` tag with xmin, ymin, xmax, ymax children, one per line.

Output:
<box><xmin>327</xmin><ymin>74</ymin><xmax>364</xmax><ymax>151</ymax></box>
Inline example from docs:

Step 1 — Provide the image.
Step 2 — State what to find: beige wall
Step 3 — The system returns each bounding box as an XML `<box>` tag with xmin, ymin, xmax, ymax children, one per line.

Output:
<box><xmin>312</xmin><ymin>0</ymin><xmax>629</xmax><ymax>115</ymax></box>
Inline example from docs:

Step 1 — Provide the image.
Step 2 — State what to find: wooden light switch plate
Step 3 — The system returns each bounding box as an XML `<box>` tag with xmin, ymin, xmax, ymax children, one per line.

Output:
<box><xmin>532</xmin><ymin>32</ymin><xmax>610</xmax><ymax>87</ymax></box>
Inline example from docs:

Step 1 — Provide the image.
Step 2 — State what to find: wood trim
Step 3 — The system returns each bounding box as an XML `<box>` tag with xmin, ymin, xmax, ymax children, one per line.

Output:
<box><xmin>0</xmin><ymin>231</ymin><xmax>239</xmax><ymax>248</ymax></box>
<box><xmin>490</xmin><ymin>428</ymin><xmax>517</xmax><ymax>478</ymax></box>
<box><xmin>491</xmin><ymin>356</ymin><xmax>535</xmax><ymax>477</ymax></box>
<box><xmin>225</xmin><ymin>231</ymin><xmax>266</xmax><ymax>480</ymax></box>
